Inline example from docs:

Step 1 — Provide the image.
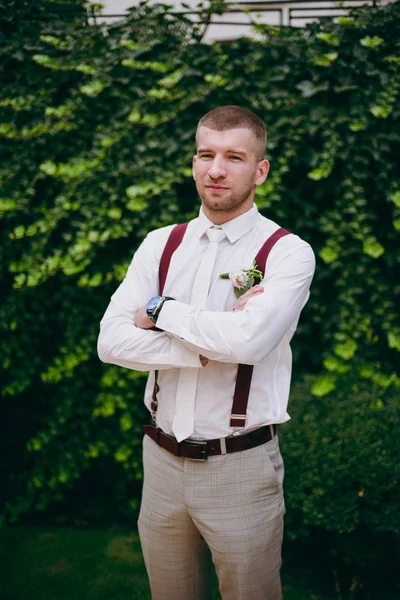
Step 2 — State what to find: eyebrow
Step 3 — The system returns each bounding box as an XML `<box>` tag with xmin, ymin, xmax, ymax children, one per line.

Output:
<box><xmin>197</xmin><ymin>148</ymin><xmax>248</xmax><ymax>156</ymax></box>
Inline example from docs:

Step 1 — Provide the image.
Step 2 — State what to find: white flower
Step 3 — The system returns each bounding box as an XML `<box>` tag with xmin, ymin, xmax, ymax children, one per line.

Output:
<box><xmin>229</xmin><ymin>270</ymin><xmax>249</xmax><ymax>289</ymax></box>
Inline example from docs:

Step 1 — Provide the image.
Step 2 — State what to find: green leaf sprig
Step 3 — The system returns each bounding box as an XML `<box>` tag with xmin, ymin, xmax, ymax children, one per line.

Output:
<box><xmin>220</xmin><ymin>261</ymin><xmax>263</xmax><ymax>298</ymax></box>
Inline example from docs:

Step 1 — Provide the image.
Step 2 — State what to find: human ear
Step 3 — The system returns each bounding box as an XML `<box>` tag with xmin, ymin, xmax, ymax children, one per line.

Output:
<box><xmin>255</xmin><ymin>159</ymin><xmax>270</xmax><ymax>186</ymax></box>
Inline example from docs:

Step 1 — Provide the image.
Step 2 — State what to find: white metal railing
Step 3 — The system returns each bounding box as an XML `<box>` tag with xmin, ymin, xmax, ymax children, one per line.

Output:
<box><xmin>90</xmin><ymin>1</ymin><xmax>388</xmax><ymax>40</ymax></box>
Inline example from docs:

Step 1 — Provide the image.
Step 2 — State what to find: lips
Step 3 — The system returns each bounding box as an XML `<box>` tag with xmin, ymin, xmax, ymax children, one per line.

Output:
<box><xmin>206</xmin><ymin>185</ymin><xmax>229</xmax><ymax>191</ymax></box>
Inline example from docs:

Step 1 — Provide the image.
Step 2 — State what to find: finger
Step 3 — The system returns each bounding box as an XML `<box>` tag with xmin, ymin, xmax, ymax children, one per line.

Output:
<box><xmin>229</xmin><ymin>286</ymin><xmax>264</xmax><ymax>312</ymax></box>
<box><xmin>242</xmin><ymin>285</ymin><xmax>264</xmax><ymax>297</ymax></box>
<box><xmin>239</xmin><ymin>287</ymin><xmax>264</xmax><ymax>302</ymax></box>
<box><xmin>232</xmin><ymin>288</ymin><xmax>264</xmax><ymax>310</ymax></box>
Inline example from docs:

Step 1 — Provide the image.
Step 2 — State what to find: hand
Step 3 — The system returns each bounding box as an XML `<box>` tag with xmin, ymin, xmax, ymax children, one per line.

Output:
<box><xmin>227</xmin><ymin>285</ymin><xmax>264</xmax><ymax>312</ymax></box>
<box><xmin>134</xmin><ymin>305</ymin><xmax>155</xmax><ymax>329</ymax></box>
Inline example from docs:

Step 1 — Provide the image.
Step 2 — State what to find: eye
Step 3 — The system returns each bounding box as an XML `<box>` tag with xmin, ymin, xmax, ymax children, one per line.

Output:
<box><xmin>200</xmin><ymin>153</ymin><xmax>212</xmax><ymax>159</ymax></box>
<box><xmin>229</xmin><ymin>155</ymin><xmax>242</xmax><ymax>161</ymax></box>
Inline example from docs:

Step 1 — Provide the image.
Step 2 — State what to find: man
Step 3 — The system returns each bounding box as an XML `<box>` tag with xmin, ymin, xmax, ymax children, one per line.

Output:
<box><xmin>98</xmin><ymin>105</ymin><xmax>315</xmax><ymax>600</ymax></box>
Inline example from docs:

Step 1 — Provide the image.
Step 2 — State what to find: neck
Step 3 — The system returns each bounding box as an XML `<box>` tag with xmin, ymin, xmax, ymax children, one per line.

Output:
<box><xmin>201</xmin><ymin>198</ymin><xmax>254</xmax><ymax>226</ymax></box>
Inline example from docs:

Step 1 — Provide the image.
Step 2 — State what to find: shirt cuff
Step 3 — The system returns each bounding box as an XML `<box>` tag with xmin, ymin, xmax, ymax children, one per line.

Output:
<box><xmin>157</xmin><ymin>300</ymin><xmax>193</xmax><ymax>337</ymax></box>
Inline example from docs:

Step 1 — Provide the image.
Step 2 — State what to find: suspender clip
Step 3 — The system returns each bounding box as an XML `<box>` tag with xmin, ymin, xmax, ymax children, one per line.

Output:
<box><xmin>232</xmin><ymin>428</ymin><xmax>244</xmax><ymax>437</ymax></box>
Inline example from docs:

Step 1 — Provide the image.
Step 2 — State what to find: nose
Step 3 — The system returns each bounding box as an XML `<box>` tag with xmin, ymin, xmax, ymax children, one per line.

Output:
<box><xmin>208</xmin><ymin>157</ymin><xmax>227</xmax><ymax>180</ymax></box>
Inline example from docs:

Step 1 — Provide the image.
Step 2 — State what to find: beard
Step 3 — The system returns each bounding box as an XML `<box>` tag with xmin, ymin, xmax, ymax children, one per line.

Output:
<box><xmin>197</xmin><ymin>182</ymin><xmax>255</xmax><ymax>213</ymax></box>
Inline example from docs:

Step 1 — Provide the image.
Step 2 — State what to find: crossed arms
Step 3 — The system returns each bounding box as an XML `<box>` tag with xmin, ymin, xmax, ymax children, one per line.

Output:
<box><xmin>97</xmin><ymin>231</ymin><xmax>315</xmax><ymax>370</ymax></box>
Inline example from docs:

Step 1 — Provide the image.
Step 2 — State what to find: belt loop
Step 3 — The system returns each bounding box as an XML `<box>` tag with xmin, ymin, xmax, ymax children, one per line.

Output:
<box><xmin>219</xmin><ymin>437</ymin><xmax>227</xmax><ymax>455</ymax></box>
<box><xmin>269</xmin><ymin>424</ymin><xmax>275</xmax><ymax>439</ymax></box>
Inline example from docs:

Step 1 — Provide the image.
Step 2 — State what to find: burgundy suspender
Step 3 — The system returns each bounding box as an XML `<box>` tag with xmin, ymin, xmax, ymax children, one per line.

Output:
<box><xmin>229</xmin><ymin>227</ymin><xmax>290</xmax><ymax>429</ymax></box>
<box><xmin>151</xmin><ymin>223</ymin><xmax>189</xmax><ymax>419</ymax></box>
<box><xmin>159</xmin><ymin>222</ymin><xmax>189</xmax><ymax>295</ymax></box>
<box><xmin>254</xmin><ymin>227</ymin><xmax>291</xmax><ymax>271</ymax></box>
<box><xmin>153</xmin><ymin>223</ymin><xmax>291</xmax><ymax>432</ymax></box>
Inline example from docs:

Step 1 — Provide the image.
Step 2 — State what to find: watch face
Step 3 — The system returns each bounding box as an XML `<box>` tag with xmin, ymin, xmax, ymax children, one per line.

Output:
<box><xmin>146</xmin><ymin>296</ymin><xmax>162</xmax><ymax>313</ymax></box>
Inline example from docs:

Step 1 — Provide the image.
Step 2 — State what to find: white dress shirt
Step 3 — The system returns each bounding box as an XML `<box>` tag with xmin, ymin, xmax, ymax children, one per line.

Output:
<box><xmin>98</xmin><ymin>205</ymin><xmax>315</xmax><ymax>440</ymax></box>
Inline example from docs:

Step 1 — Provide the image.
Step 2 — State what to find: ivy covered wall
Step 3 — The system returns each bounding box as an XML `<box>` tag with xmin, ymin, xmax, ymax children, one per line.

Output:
<box><xmin>0</xmin><ymin>1</ymin><xmax>399</xmax><ymax>595</ymax></box>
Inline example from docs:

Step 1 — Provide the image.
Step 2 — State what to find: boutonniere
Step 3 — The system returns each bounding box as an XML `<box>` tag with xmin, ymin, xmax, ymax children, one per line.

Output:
<box><xmin>220</xmin><ymin>262</ymin><xmax>263</xmax><ymax>298</ymax></box>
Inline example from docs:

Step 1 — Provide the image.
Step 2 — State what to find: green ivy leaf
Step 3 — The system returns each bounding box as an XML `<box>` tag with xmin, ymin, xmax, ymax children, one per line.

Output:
<box><xmin>363</xmin><ymin>239</ymin><xmax>385</xmax><ymax>258</ymax></box>
<box><xmin>122</xmin><ymin>59</ymin><xmax>169</xmax><ymax>72</ymax></box>
<box><xmin>126</xmin><ymin>183</ymin><xmax>151</xmax><ymax>198</ymax></box>
<box><xmin>108</xmin><ymin>207</ymin><xmax>122</xmax><ymax>220</ymax></box>
<box><xmin>159</xmin><ymin>68</ymin><xmax>186</xmax><ymax>88</ymax></box>
<box><xmin>127</xmin><ymin>110</ymin><xmax>141</xmax><ymax>123</ymax></box>
<box><xmin>75</xmin><ymin>63</ymin><xmax>97</xmax><ymax>75</ymax></box>
<box><xmin>307</xmin><ymin>165</ymin><xmax>333</xmax><ymax>180</ymax></box>
<box><xmin>334</xmin><ymin>339</ymin><xmax>357</xmax><ymax>360</ymax></box>
<box><xmin>369</xmin><ymin>399</ymin><xmax>384</xmax><ymax>412</ymax></box>
<box><xmin>80</xmin><ymin>80</ymin><xmax>106</xmax><ymax>97</ymax></box>
<box><xmin>384</xmin><ymin>55</ymin><xmax>400</xmax><ymax>65</ymax></box>
<box><xmin>389</xmin><ymin>191</ymin><xmax>400</xmax><ymax>208</ymax></box>
<box><xmin>32</xmin><ymin>54</ymin><xmax>52</xmax><ymax>66</ymax></box>
<box><xmin>319</xmin><ymin>246</ymin><xmax>339</xmax><ymax>264</ymax></box>
<box><xmin>370</xmin><ymin>104</ymin><xmax>392</xmax><ymax>119</ymax></box>
<box><xmin>387</xmin><ymin>332</ymin><xmax>400</xmax><ymax>352</ymax></box>
<box><xmin>127</xmin><ymin>198</ymin><xmax>147</xmax><ymax>212</ymax></box>
<box><xmin>312</xmin><ymin>52</ymin><xmax>338</xmax><ymax>67</ymax></box>
<box><xmin>0</xmin><ymin>198</ymin><xmax>17</xmax><ymax>213</ymax></box>
<box><xmin>147</xmin><ymin>88</ymin><xmax>170</xmax><ymax>100</ymax></box>
<box><xmin>119</xmin><ymin>38</ymin><xmax>138</xmax><ymax>50</ymax></box>
<box><xmin>39</xmin><ymin>160</ymin><xmax>58</xmax><ymax>176</ymax></box>
<box><xmin>120</xmin><ymin>414</ymin><xmax>133</xmax><ymax>431</ymax></box>
<box><xmin>359</xmin><ymin>364</ymin><xmax>374</xmax><ymax>379</ymax></box>
<box><xmin>204</xmin><ymin>74</ymin><xmax>229</xmax><ymax>86</ymax></box>
<box><xmin>337</xmin><ymin>16</ymin><xmax>355</xmax><ymax>26</ymax></box>
<box><xmin>316</xmin><ymin>33</ymin><xmax>341</xmax><ymax>47</ymax></box>
<box><xmin>115</xmin><ymin>446</ymin><xmax>132</xmax><ymax>462</ymax></box>
<box><xmin>323</xmin><ymin>355</ymin><xmax>350</xmax><ymax>373</ymax></box>
<box><xmin>360</xmin><ymin>36</ymin><xmax>384</xmax><ymax>50</ymax></box>
<box><xmin>311</xmin><ymin>374</ymin><xmax>337</xmax><ymax>397</ymax></box>
<box><xmin>349</xmin><ymin>121</ymin><xmax>366</xmax><ymax>132</ymax></box>
<box><xmin>11</xmin><ymin>225</ymin><xmax>25</xmax><ymax>239</ymax></box>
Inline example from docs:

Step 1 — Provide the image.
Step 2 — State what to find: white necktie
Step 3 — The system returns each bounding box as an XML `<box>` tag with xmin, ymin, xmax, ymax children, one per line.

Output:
<box><xmin>172</xmin><ymin>227</ymin><xmax>226</xmax><ymax>442</ymax></box>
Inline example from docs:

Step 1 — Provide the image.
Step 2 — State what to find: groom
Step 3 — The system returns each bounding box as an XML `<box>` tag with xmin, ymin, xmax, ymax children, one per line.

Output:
<box><xmin>98</xmin><ymin>105</ymin><xmax>315</xmax><ymax>599</ymax></box>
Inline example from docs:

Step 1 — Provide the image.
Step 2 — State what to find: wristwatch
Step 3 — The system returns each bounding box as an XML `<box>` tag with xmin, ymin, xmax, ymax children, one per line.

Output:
<box><xmin>146</xmin><ymin>296</ymin><xmax>175</xmax><ymax>325</ymax></box>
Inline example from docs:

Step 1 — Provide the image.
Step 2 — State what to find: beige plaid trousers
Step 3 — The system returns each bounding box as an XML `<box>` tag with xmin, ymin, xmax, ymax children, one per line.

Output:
<box><xmin>138</xmin><ymin>433</ymin><xmax>285</xmax><ymax>600</ymax></box>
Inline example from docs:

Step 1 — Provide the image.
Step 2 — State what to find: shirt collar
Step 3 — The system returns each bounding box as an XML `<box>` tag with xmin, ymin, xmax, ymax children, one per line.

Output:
<box><xmin>192</xmin><ymin>204</ymin><xmax>259</xmax><ymax>243</ymax></box>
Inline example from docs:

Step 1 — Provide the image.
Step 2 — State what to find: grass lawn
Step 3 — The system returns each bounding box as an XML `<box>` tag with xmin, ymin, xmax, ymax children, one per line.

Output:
<box><xmin>0</xmin><ymin>526</ymin><xmax>331</xmax><ymax>599</ymax></box>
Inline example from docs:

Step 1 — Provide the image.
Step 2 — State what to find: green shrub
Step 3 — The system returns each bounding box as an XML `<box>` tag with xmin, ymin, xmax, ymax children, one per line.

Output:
<box><xmin>281</xmin><ymin>374</ymin><xmax>400</xmax><ymax>598</ymax></box>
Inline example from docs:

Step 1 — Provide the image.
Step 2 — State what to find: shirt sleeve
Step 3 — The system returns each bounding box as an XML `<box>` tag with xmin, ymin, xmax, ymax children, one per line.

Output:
<box><xmin>97</xmin><ymin>229</ymin><xmax>202</xmax><ymax>371</ymax></box>
<box><xmin>156</xmin><ymin>239</ymin><xmax>316</xmax><ymax>366</ymax></box>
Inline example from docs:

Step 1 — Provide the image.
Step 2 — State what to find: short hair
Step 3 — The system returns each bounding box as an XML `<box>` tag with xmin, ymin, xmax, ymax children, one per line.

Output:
<box><xmin>196</xmin><ymin>105</ymin><xmax>267</xmax><ymax>161</ymax></box>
